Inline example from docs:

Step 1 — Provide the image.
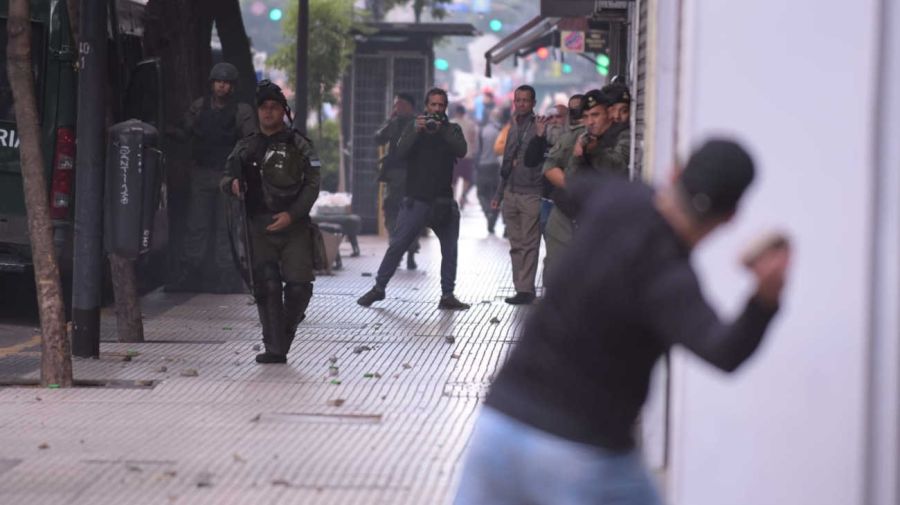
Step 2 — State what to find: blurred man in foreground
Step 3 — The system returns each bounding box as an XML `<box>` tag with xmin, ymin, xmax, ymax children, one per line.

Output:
<box><xmin>454</xmin><ymin>139</ymin><xmax>791</xmax><ymax>505</ymax></box>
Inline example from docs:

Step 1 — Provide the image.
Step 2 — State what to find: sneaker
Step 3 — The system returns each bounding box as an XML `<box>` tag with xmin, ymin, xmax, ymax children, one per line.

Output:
<box><xmin>357</xmin><ymin>287</ymin><xmax>386</xmax><ymax>307</ymax></box>
<box><xmin>255</xmin><ymin>352</ymin><xmax>287</xmax><ymax>364</ymax></box>
<box><xmin>406</xmin><ymin>253</ymin><xmax>417</xmax><ymax>270</ymax></box>
<box><xmin>438</xmin><ymin>294</ymin><xmax>470</xmax><ymax>310</ymax></box>
<box><xmin>504</xmin><ymin>292</ymin><xmax>535</xmax><ymax>305</ymax></box>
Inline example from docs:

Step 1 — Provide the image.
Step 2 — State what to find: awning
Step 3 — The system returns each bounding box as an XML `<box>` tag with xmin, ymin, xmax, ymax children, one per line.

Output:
<box><xmin>484</xmin><ymin>16</ymin><xmax>561</xmax><ymax>78</ymax></box>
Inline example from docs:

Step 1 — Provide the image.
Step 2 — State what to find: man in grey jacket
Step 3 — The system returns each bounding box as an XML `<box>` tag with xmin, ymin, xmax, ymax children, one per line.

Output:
<box><xmin>492</xmin><ymin>85</ymin><xmax>542</xmax><ymax>305</ymax></box>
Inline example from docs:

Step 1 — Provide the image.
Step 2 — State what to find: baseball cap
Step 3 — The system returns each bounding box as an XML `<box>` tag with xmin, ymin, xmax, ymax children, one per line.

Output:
<box><xmin>680</xmin><ymin>139</ymin><xmax>756</xmax><ymax>217</ymax></box>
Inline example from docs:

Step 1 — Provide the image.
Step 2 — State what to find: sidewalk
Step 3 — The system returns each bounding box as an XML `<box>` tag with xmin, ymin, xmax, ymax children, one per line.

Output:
<box><xmin>0</xmin><ymin>207</ymin><xmax>537</xmax><ymax>505</ymax></box>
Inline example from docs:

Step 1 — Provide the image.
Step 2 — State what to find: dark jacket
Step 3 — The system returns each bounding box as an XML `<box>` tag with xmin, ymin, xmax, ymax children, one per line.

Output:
<box><xmin>393</xmin><ymin>119</ymin><xmax>467</xmax><ymax>202</ymax></box>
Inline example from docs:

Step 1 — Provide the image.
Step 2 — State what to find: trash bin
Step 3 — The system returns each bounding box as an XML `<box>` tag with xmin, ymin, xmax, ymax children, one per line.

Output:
<box><xmin>104</xmin><ymin>119</ymin><xmax>164</xmax><ymax>260</ymax></box>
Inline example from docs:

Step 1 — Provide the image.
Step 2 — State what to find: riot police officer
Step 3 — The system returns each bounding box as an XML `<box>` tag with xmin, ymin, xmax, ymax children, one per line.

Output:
<box><xmin>221</xmin><ymin>81</ymin><xmax>322</xmax><ymax>364</ymax></box>
<box><xmin>171</xmin><ymin>62</ymin><xmax>257</xmax><ymax>292</ymax></box>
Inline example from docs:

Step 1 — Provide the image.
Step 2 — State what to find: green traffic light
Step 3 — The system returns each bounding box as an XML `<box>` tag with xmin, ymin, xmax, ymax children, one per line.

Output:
<box><xmin>596</xmin><ymin>66</ymin><xmax>609</xmax><ymax>76</ymax></box>
<box><xmin>435</xmin><ymin>58</ymin><xmax>450</xmax><ymax>71</ymax></box>
<box><xmin>489</xmin><ymin>19</ymin><xmax>503</xmax><ymax>32</ymax></box>
<box><xmin>562</xmin><ymin>63</ymin><xmax>572</xmax><ymax>74</ymax></box>
<box><xmin>269</xmin><ymin>8</ymin><xmax>283</xmax><ymax>21</ymax></box>
<box><xmin>595</xmin><ymin>53</ymin><xmax>610</xmax><ymax>68</ymax></box>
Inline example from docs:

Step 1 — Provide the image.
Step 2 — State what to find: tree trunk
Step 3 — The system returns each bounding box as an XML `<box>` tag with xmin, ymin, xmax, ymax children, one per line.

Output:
<box><xmin>7</xmin><ymin>0</ymin><xmax>73</xmax><ymax>387</ymax></box>
<box><xmin>144</xmin><ymin>0</ymin><xmax>214</xmax><ymax>271</ymax></box>
<box><xmin>213</xmin><ymin>0</ymin><xmax>257</xmax><ymax>106</ymax></box>
<box><xmin>109</xmin><ymin>254</ymin><xmax>144</xmax><ymax>343</ymax></box>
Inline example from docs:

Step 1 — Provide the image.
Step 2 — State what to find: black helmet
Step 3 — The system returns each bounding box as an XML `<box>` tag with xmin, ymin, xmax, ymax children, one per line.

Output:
<box><xmin>209</xmin><ymin>62</ymin><xmax>239</xmax><ymax>83</ymax></box>
<box><xmin>256</xmin><ymin>79</ymin><xmax>288</xmax><ymax>110</ymax></box>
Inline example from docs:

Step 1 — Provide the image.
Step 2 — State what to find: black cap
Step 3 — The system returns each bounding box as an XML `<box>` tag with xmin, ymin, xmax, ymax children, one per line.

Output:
<box><xmin>680</xmin><ymin>139</ymin><xmax>755</xmax><ymax>217</ymax></box>
<box><xmin>582</xmin><ymin>89</ymin><xmax>612</xmax><ymax>111</ymax></box>
<box><xmin>256</xmin><ymin>80</ymin><xmax>288</xmax><ymax>110</ymax></box>
<box><xmin>601</xmin><ymin>83</ymin><xmax>631</xmax><ymax>105</ymax></box>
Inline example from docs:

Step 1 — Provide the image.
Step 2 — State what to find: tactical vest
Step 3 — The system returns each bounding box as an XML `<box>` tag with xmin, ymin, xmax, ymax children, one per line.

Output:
<box><xmin>255</xmin><ymin>132</ymin><xmax>310</xmax><ymax>213</ymax></box>
<box><xmin>193</xmin><ymin>96</ymin><xmax>239</xmax><ymax>168</ymax></box>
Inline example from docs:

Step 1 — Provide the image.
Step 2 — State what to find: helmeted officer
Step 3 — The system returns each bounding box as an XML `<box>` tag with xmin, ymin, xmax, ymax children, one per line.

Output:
<box><xmin>220</xmin><ymin>81</ymin><xmax>322</xmax><ymax>364</ymax></box>
<box><xmin>171</xmin><ymin>62</ymin><xmax>257</xmax><ymax>292</ymax></box>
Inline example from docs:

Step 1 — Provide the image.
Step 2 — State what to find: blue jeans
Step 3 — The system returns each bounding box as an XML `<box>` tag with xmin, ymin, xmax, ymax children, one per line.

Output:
<box><xmin>375</xmin><ymin>197</ymin><xmax>460</xmax><ymax>295</ymax></box>
<box><xmin>454</xmin><ymin>407</ymin><xmax>664</xmax><ymax>505</ymax></box>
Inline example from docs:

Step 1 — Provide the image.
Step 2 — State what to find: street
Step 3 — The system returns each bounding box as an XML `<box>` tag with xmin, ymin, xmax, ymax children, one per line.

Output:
<box><xmin>0</xmin><ymin>206</ymin><xmax>531</xmax><ymax>505</ymax></box>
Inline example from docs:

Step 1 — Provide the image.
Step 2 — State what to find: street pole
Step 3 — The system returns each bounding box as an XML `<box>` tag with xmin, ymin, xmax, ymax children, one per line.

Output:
<box><xmin>295</xmin><ymin>0</ymin><xmax>309</xmax><ymax>134</ymax></box>
<box><xmin>71</xmin><ymin>0</ymin><xmax>107</xmax><ymax>358</ymax></box>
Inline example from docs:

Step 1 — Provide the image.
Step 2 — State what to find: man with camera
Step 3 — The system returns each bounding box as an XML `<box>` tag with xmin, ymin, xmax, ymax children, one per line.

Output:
<box><xmin>357</xmin><ymin>88</ymin><xmax>470</xmax><ymax>310</ymax></box>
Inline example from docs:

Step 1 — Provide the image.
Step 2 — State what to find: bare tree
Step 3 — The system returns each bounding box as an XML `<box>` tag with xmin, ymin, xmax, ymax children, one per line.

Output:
<box><xmin>7</xmin><ymin>0</ymin><xmax>73</xmax><ymax>387</ymax></box>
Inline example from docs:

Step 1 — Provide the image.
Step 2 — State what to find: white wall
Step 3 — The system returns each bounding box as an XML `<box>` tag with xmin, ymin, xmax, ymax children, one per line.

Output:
<box><xmin>667</xmin><ymin>2</ymin><xmax>881</xmax><ymax>504</ymax></box>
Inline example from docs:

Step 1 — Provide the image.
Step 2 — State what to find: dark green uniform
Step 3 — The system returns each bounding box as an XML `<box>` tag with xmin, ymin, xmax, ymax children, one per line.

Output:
<box><xmin>221</xmin><ymin>128</ymin><xmax>321</xmax><ymax>358</ymax></box>
<box><xmin>543</xmin><ymin>123</ymin><xmax>630</xmax><ymax>276</ymax></box>
<box><xmin>175</xmin><ymin>95</ymin><xmax>256</xmax><ymax>292</ymax></box>
<box><xmin>375</xmin><ymin>115</ymin><xmax>419</xmax><ymax>260</ymax></box>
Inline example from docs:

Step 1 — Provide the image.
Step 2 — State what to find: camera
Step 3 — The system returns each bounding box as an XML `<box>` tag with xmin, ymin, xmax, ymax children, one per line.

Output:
<box><xmin>423</xmin><ymin>113</ymin><xmax>447</xmax><ymax>132</ymax></box>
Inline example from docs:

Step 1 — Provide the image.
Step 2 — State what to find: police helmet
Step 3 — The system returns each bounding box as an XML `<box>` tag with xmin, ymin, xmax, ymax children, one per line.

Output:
<box><xmin>209</xmin><ymin>62</ymin><xmax>239</xmax><ymax>83</ymax></box>
<box><xmin>256</xmin><ymin>80</ymin><xmax>289</xmax><ymax>110</ymax></box>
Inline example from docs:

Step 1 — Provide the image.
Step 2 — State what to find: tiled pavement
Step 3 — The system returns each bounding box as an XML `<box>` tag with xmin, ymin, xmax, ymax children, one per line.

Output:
<box><xmin>0</xmin><ymin>206</ymin><xmax>539</xmax><ymax>505</ymax></box>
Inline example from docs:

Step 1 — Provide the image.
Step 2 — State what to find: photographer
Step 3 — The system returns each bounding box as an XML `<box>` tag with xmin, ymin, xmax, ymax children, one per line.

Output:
<box><xmin>357</xmin><ymin>88</ymin><xmax>470</xmax><ymax>310</ymax></box>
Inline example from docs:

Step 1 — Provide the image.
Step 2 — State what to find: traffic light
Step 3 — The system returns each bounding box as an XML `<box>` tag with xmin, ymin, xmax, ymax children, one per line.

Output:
<box><xmin>537</xmin><ymin>47</ymin><xmax>549</xmax><ymax>60</ymax></box>
<box><xmin>562</xmin><ymin>63</ymin><xmax>573</xmax><ymax>74</ymax></box>
<box><xmin>435</xmin><ymin>58</ymin><xmax>450</xmax><ymax>71</ymax></box>
<box><xmin>489</xmin><ymin>19</ymin><xmax>503</xmax><ymax>32</ymax></box>
<box><xmin>595</xmin><ymin>53</ymin><xmax>610</xmax><ymax>76</ymax></box>
<box><xmin>269</xmin><ymin>8</ymin><xmax>283</xmax><ymax>21</ymax></box>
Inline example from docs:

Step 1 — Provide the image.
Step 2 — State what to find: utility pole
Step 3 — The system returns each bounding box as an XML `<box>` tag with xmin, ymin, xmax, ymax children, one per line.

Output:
<box><xmin>71</xmin><ymin>0</ymin><xmax>108</xmax><ymax>358</ymax></box>
<box><xmin>295</xmin><ymin>0</ymin><xmax>309</xmax><ymax>134</ymax></box>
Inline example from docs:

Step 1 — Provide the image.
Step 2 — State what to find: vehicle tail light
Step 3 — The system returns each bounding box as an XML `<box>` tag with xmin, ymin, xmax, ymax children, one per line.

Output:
<box><xmin>50</xmin><ymin>127</ymin><xmax>75</xmax><ymax>220</ymax></box>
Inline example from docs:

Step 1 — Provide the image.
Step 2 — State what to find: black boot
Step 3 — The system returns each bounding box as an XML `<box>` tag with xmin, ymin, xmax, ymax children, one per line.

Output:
<box><xmin>283</xmin><ymin>282</ymin><xmax>313</xmax><ymax>351</ymax></box>
<box><xmin>254</xmin><ymin>264</ymin><xmax>287</xmax><ymax>363</ymax></box>
<box><xmin>406</xmin><ymin>251</ymin><xmax>417</xmax><ymax>270</ymax></box>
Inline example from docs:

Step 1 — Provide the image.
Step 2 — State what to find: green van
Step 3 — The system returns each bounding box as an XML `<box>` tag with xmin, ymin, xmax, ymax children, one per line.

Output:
<box><xmin>0</xmin><ymin>0</ymin><xmax>166</xmax><ymax>284</ymax></box>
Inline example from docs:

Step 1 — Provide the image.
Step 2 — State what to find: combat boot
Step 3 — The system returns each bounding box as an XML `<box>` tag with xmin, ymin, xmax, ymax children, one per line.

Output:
<box><xmin>254</xmin><ymin>265</ymin><xmax>287</xmax><ymax>363</ymax></box>
<box><xmin>283</xmin><ymin>282</ymin><xmax>313</xmax><ymax>351</ymax></box>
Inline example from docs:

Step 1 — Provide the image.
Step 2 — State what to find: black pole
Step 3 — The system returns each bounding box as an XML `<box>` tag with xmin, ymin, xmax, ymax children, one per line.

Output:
<box><xmin>294</xmin><ymin>0</ymin><xmax>309</xmax><ymax>134</ymax></box>
<box><xmin>71</xmin><ymin>0</ymin><xmax>108</xmax><ymax>358</ymax></box>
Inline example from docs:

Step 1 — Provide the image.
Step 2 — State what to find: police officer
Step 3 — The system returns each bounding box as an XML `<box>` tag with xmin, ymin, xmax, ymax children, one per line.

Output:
<box><xmin>221</xmin><ymin>81</ymin><xmax>322</xmax><ymax>364</ymax></box>
<box><xmin>375</xmin><ymin>93</ymin><xmax>419</xmax><ymax>270</ymax></box>
<box><xmin>542</xmin><ymin>89</ymin><xmax>630</xmax><ymax>278</ymax></box>
<box><xmin>171</xmin><ymin>62</ymin><xmax>257</xmax><ymax>292</ymax></box>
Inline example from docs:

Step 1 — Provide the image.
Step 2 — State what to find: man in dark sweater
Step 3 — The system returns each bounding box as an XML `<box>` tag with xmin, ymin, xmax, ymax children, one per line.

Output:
<box><xmin>357</xmin><ymin>88</ymin><xmax>471</xmax><ymax>310</ymax></box>
<box><xmin>453</xmin><ymin>139</ymin><xmax>790</xmax><ymax>504</ymax></box>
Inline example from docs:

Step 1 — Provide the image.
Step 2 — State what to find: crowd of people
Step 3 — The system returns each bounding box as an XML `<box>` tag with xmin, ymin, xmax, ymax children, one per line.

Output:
<box><xmin>163</xmin><ymin>65</ymin><xmax>791</xmax><ymax>503</ymax></box>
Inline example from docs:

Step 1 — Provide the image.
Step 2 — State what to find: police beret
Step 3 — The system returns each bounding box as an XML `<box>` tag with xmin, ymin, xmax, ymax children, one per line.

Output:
<box><xmin>583</xmin><ymin>89</ymin><xmax>613</xmax><ymax>111</ymax></box>
<box><xmin>601</xmin><ymin>83</ymin><xmax>632</xmax><ymax>105</ymax></box>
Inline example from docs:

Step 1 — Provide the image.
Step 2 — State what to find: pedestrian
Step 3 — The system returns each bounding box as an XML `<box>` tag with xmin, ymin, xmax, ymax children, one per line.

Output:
<box><xmin>356</xmin><ymin>88</ymin><xmax>471</xmax><ymax>311</ymax></box>
<box><xmin>492</xmin><ymin>85</ymin><xmax>543</xmax><ymax>305</ymax></box>
<box><xmin>454</xmin><ymin>139</ymin><xmax>790</xmax><ymax>505</ymax></box>
<box><xmin>451</xmin><ymin>104</ymin><xmax>479</xmax><ymax>209</ymax></box>
<box><xmin>375</xmin><ymin>93</ymin><xmax>420</xmax><ymax>270</ymax></box>
<box><xmin>475</xmin><ymin>108</ymin><xmax>503</xmax><ymax>234</ymax></box>
<box><xmin>170</xmin><ymin>62</ymin><xmax>257</xmax><ymax>293</ymax></box>
<box><xmin>220</xmin><ymin>80</ymin><xmax>321</xmax><ymax>364</ymax></box>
